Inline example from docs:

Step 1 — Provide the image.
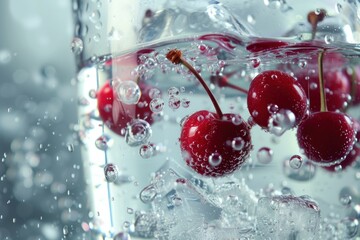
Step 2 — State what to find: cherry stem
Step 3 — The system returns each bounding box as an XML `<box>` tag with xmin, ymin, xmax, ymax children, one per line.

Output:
<box><xmin>307</xmin><ymin>9</ymin><xmax>326</xmax><ymax>40</ymax></box>
<box><xmin>167</xmin><ymin>49</ymin><xmax>223</xmax><ymax>118</ymax></box>
<box><xmin>318</xmin><ymin>50</ymin><xmax>327</xmax><ymax>112</ymax></box>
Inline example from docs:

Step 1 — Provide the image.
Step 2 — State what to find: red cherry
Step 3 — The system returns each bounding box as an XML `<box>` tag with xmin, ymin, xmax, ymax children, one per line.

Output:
<box><xmin>247</xmin><ymin>70</ymin><xmax>307</xmax><ymax>130</ymax></box>
<box><xmin>322</xmin><ymin>147</ymin><xmax>360</xmax><ymax>172</ymax></box>
<box><xmin>180</xmin><ymin>111</ymin><xmax>252</xmax><ymax>177</ymax></box>
<box><xmin>166</xmin><ymin>49</ymin><xmax>252</xmax><ymax>177</ymax></box>
<box><xmin>296</xmin><ymin>111</ymin><xmax>356</xmax><ymax>165</ymax></box>
<box><xmin>97</xmin><ymin>81</ymin><xmax>155</xmax><ymax>136</ymax></box>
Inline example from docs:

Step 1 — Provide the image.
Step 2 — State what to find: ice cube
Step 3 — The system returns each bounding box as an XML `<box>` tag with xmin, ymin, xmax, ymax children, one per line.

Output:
<box><xmin>256</xmin><ymin>195</ymin><xmax>320</xmax><ymax>240</ymax></box>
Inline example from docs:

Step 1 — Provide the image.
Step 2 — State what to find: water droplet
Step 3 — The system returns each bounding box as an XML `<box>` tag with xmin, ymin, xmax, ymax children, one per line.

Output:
<box><xmin>139</xmin><ymin>144</ymin><xmax>154</xmax><ymax>159</ymax></box>
<box><xmin>113</xmin><ymin>232</ymin><xmax>131</xmax><ymax>240</ymax></box>
<box><xmin>89</xmin><ymin>10</ymin><xmax>101</xmax><ymax>23</ymax></box>
<box><xmin>125</xmin><ymin>119</ymin><xmax>152</xmax><ymax>147</ymax></box>
<box><xmin>140</xmin><ymin>184</ymin><xmax>157</xmax><ymax>203</ymax></box>
<box><xmin>93</xmin><ymin>34</ymin><xmax>101</xmax><ymax>42</ymax></box>
<box><xmin>62</xmin><ymin>225</ymin><xmax>69</xmax><ymax>235</ymax></box>
<box><xmin>247</xmin><ymin>14</ymin><xmax>256</xmax><ymax>24</ymax></box>
<box><xmin>104</xmin><ymin>163</ymin><xmax>119</xmax><ymax>182</ymax></box>
<box><xmin>149</xmin><ymin>98</ymin><xmax>164</xmax><ymax>113</ymax></box>
<box><xmin>209</xmin><ymin>153</ymin><xmax>222</xmax><ymax>167</ymax></box>
<box><xmin>168</xmin><ymin>97</ymin><xmax>181</xmax><ymax>110</ymax></box>
<box><xmin>257</xmin><ymin>147</ymin><xmax>273</xmax><ymax>164</ymax></box>
<box><xmin>232</xmin><ymin>137</ymin><xmax>245</xmax><ymax>151</ymax></box>
<box><xmin>95</xmin><ymin>134</ymin><xmax>113</xmax><ymax>151</ymax></box>
<box><xmin>324</xmin><ymin>34</ymin><xmax>335</xmax><ymax>44</ymax></box>
<box><xmin>89</xmin><ymin>89</ymin><xmax>97</xmax><ymax>99</ymax></box>
<box><xmin>264</xmin><ymin>0</ymin><xmax>281</xmax><ymax>9</ymax></box>
<box><xmin>289</xmin><ymin>155</ymin><xmax>303</xmax><ymax>169</ymax></box>
<box><xmin>168</xmin><ymin>87</ymin><xmax>180</xmax><ymax>96</ymax></box>
<box><xmin>336</xmin><ymin>3</ymin><xmax>343</xmax><ymax>13</ymax></box>
<box><xmin>339</xmin><ymin>194</ymin><xmax>352</xmax><ymax>206</ymax></box>
<box><xmin>149</xmin><ymin>88</ymin><xmax>161</xmax><ymax>99</ymax></box>
<box><xmin>181</xmin><ymin>98</ymin><xmax>190</xmax><ymax>108</ymax></box>
<box><xmin>115</xmin><ymin>81</ymin><xmax>141</xmax><ymax>104</ymax></box>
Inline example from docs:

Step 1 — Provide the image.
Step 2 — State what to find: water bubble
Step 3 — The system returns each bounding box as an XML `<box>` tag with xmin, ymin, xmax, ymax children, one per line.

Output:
<box><xmin>150</xmin><ymin>98</ymin><xmax>164</xmax><ymax>113</ymax></box>
<box><xmin>140</xmin><ymin>184</ymin><xmax>157</xmax><ymax>203</ymax></box>
<box><xmin>116</xmin><ymin>81</ymin><xmax>141</xmax><ymax>104</ymax></box>
<box><xmin>113</xmin><ymin>232</ymin><xmax>131</xmax><ymax>240</ymax></box>
<box><xmin>232</xmin><ymin>137</ymin><xmax>245</xmax><ymax>151</ymax></box>
<box><xmin>89</xmin><ymin>89</ymin><xmax>97</xmax><ymax>99</ymax></box>
<box><xmin>134</xmin><ymin>213</ymin><xmax>156</xmax><ymax>238</ymax></box>
<box><xmin>257</xmin><ymin>147</ymin><xmax>273</xmax><ymax>164</ymax></box>
<box><xmin>231</xmin><ymin>114</ymin><xmax>243</xmax><ymax>125</ymax></box>
<box><xmin>93</xmin><ymin>34</ymin><xmax>101</xmax><ymax>42</ymax></box>
<box><xmin>339</xmin><ymin>194</ymin><xmax>352</xmax><ymax>206</ymax></box>
<box><xmin>209</xmin><ymin>153</ymin><xmax>222</xmax><ymax>167</ymax></box>
<box><xmin>139</xmin><ymin>144</ymin><xmax>154</xmax><ymax>159</ymax></box>
<box><xmin>181</xmin><ymin>98</ymin><xmax>190</xmax><ymax>108</ymax></box>
<box><xmin>62</xmin><ymin>225</ymin><xmax>69</xmax><ymax>235</ymax></box>
<box><xmin>95</xmin><ymin>134</ymin><xmax>113</xmax><ymax>151</ymax></box>
<box><xmin>251</xmin><ymin>58</ymin><xmax>260</xmax><ymax>68</ymax></box>
<box><xmin>340</xmin><ymin>217</ymin><xmax>359</xmax><ymax>238</ymax></box>
<box><xmin>247</xmin><ymin>14</ymin><xmax>256</xmax><ymax>25</ymax></box>
<box><xmin>264</xmin><ymin>0</ymin><xmax>281</xmax><ymax>9</ymax></box>
<box><xmin>268</xmin><ymin>109</ymin><xmax>296</xmax><ymax>136</ymax></box>
<box><xmin>289</xmin><ymin>155</ymin><xmax>303</xmax><ymax>169</ymax></box>
<box><xmin>70</xmin><ymin>37</ymin><xmax>84</xmax><ymax>55</ymax></box>
<box><xmin>324</xmin><ymin>35</ymin><xmax>335</xmax><ymax>44</ymax></box>
<box><xmin>298</xmin><ymin>59</ymin><xmax>307</xmax><ymax>68</ymax></box>
<box><xmin>309</xmin><ymin>82</ymin><xmax>318</xmax><ymax>90</ymax></box>
<box><xmin>267</xmin><ymin>104</ymin><xmax>279</xmax><ymax>114</ymax></box>
<box><xmin>335</xmin><ymin>3</ymin><xmax>343</xmax><ymax>13</ymax></box>
<box><xmin>104</xmin><ymin>163</ymin><xmax>119</xmax><ymax>182</ymax></box>
<box><xmin>168</xmin><ymin>87</ymin><xmax>180</xmax><ymax>96</ymax></box>
<box><xmin>283</xmin><ymin>159</ymin><xmax>316</xmax><ymax>181</ymax></box>
<box><xmin>125</xmin><ymin>119</ymin><xmax>152</xmax><ymax>147</ymax></box>
<box><xmin>168</xmin><ymin>97</ymin><xmax>181</xmax><ymax>110</ymax></box>
<box><xmin>149</xmin><ymin>88</ymin><xmax>161</xmax><ymax>99</ymax></box>
<box><xmin>67</xmin><ymin>143</ymin><xmax>74</xmax><ymax>152</ymax></box>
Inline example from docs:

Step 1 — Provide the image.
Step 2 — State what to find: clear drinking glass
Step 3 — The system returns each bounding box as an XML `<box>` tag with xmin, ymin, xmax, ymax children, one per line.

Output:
<box><xmin>73</xmin><ymin>0</ymin><xmax>360</xmax><ymax>239</ymax></box>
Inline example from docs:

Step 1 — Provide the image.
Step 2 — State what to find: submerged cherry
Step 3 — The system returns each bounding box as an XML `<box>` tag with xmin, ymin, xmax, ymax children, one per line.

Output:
<box><xmin>247</xmin><ymin>70</ymin><xmax>307</xmax><ymax>131</ymax></box>
<box><xmin>296</xmin><ymin>51</ymin><xmax>356</xmax><ymax>165</ymax></box>
<box><xmin>166</xmin><ymin>49</ymin><xmax>252</xmax><ymax>177</ymax></box>
<box><xmin>297</xmin><ymin>111</ymin><xmax>355</xmax><ymax>165</ymax></box>
<box><xmin>97</xmin><ymin>81</ymin><xmax>155</xmax><ymax>136</ymax></box>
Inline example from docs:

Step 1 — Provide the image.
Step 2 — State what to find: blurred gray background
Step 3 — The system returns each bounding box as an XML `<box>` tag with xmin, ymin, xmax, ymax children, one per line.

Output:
<box><xmin>0</xmin><ymin>1</ymin><xmax>90</xmax><ymax>239</ymax></box>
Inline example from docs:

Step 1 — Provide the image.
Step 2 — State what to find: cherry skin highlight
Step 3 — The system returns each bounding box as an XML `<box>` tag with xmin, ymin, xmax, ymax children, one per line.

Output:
<box><xmin>247</xmin><ymin>70</ymin><xmax>307</xmax><ymax>130</ymax></box>
<box><xmin>180</xmin><ymin>111</ymin><xmax>252</xmax><ymax>177</ymax></box>
<box><xmin>296</xmin><ymin>111</ymin><xmax>356</xmax><ymax>165</ymax></box>
<box><xmin>97</xmin><ymin>81</ymin><xmax>155</xmax><ymax>136</ymax></box>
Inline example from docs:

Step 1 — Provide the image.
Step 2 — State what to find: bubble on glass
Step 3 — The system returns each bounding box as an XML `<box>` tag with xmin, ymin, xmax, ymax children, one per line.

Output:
<box><xmin>89</xmin><ymin>89</ymin><xmax>97</xmax><ymax>99</ymax></box>
<box><xmin>283</xmin><ymin>159</ymin><xmax>316</xmax><ymax>181</ymax></box>
<box><xmin>125</xmin><ymin>119</ymin><xmax>152</xmax><ymax>147</ymax></box>
<box><xmin>104</xmin><ymin>163</ymin><xmax>119</xmax><ymax>182</ymax></box>
<box><xmin>150</xmin><ymin>98</ymin><xmax>164</xmax><ymax>113</ymax></box>
<box><xmin>232</xmin><ymin>137</ymin><xmax>245</xmax><ymax>151</ymax></box>
<box><xmin>89</xmin><ymin>10</ymin><xmax>101</xmax><ymax>23</ymax></box>
<box><xmin>324</xmin><ymin>34</ymin><xmax>335</xmax><ymax>44</ymax></box>
<box><xmin>93</xmin><ymin>34</ymin><xmax>101</xmax><ymax>42</ymax></box>
<box><xmin>0</xmin><ymin>49</ymin><xmax>12</xmax><ymax>64</ymax></box>
<box><xmin>168</xmin><ymin>87</ymin><xmax>180</xmax><ymax>97</ymax></box>
<box><xmin>181</xmin><ymin>98</ymin><xmax>190</xmax><ymax>108</ymax></box>
<box><xmin>168</xmin><ymin>97</ymin><xmax>181</xmax><ymax>110</ymax></box>
<box><xmin>247</xmin><ymin>14</ymin><xmax>256</xmax><ymax>24</ymax></box>
<box><xmin>139</xmin><ymin>144</ymin><xmax>155</xmax><ymax>159</ymax></box>
<box><xmin>71</xmin><ymin>37</ymin><xmax>83</xmax><ymax>55</ymax></box>
<box><xmin>257</xmin><ymin>147</ymin><xmax>273</xmax><ymax>164</ymax></box>
<box><xmin>113</xmin><ymin>232</ymin><xmax>131</xmax><ymax>240</ymax></box>
<box><xmin>140</xmin><ymin>184</ymin><xmax>157</xmax><ymax>203</ymax></box>
<box><xmin>95</xmin><ymin>134</ymin><xmax>113</xmax><ymax>151</ymax></box>
<box><xmin>116</xmin><ymin>80</ymin><xmax>141</xmax><ymax>104</ymax></box>
<box><xmin>209</xmin><ymin>153</ymin><xmax>222</xmax><ymax>167</ymax></box>
<box><xmin>289</xmin><ymin>155</ymin><xmax>303</xmax><ymax>169</ymax></box>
